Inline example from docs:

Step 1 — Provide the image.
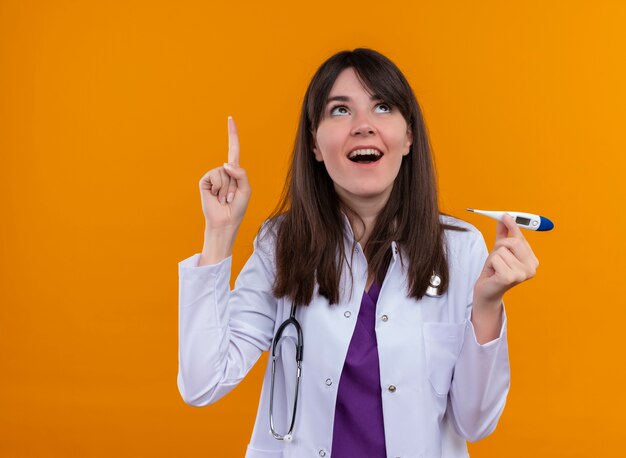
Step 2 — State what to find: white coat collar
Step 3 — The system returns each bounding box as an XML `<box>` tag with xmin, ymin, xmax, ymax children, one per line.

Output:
<box><xmin>339</xmin><ymin>210</ymin><xmax>400</xmax><ymax>262</ymax></box>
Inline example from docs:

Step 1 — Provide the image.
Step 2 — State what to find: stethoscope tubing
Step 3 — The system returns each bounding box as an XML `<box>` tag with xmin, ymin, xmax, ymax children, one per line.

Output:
<box><xmin>269</xmin><ymin>303</ymin><xmax>302</xmax><ymax>441</ymax></box>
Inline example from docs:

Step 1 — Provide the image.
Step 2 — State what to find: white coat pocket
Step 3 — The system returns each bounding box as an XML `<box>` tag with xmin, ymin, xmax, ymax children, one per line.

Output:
<box><xmin>422</xmin><ymin>322</ymin><xmax>466</xmax><ymax>397</ymax></box>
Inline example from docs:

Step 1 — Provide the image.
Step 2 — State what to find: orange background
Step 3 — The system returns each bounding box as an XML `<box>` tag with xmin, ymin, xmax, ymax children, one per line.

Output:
<box><xmin>1</xmin><ymin>0</ymin><xmax>625</xmax><ymax>456</ymax></box>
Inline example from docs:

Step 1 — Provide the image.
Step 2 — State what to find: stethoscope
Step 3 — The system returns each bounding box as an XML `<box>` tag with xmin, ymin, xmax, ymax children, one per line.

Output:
<box><xmin>268</xmin><ymin>302</ymin><xmax>302</xmax><ymax>442</ymax></box>
<box><xmin>268</xmin><ymin>271</ymin><xmax>443</xmax><ymax>441</ymax></box>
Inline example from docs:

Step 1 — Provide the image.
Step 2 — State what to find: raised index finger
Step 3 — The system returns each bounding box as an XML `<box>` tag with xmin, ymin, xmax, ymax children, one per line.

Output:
<box><xmin>227</xmin><ymin>116</ymin><xmax>240</xmax><ymax>165</ymax></box>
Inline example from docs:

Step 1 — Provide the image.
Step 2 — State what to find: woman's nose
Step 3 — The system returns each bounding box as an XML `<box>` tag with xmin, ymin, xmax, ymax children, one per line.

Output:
<box><xmin>350</xmin><ymin>113</ymin><xmax>377</xmax><ymax>136</ymax></box>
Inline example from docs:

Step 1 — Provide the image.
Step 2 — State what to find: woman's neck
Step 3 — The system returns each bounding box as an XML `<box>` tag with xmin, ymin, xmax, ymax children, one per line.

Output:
<box><xmin>338</xmin><ymin>188</ymin><xmax>392</xmax><ymax>248</ymax></box>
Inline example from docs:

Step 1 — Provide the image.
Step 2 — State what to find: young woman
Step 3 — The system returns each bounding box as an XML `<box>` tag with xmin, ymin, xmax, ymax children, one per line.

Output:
<box><xmin>177</xmin><ymin>48</ymin><xmax>539</xmax><ymax>458</ymax></box>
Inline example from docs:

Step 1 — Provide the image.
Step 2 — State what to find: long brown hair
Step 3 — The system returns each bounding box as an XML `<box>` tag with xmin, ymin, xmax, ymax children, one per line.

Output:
<box><xmin>259</xmin><ymin>48</ymin><xmax>468</xmax><ymax>306</ymax></box>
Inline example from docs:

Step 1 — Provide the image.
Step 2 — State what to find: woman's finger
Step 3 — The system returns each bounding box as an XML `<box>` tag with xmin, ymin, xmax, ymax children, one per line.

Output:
<box><xmin>495</xmin><ymin>220</ymin><xmax>508</xmax><ymax>241</ymax></box>
<box><xmin>492</xmin><ymin>237</ymin><xmax>539</xmax><ymax>269</ymax></box>
<box><xmin>200</xmin><ymin>170</ymin><xmax>220</xmax><ymax>195</ymax></box>
<box><xmin>226</xmin><ymin>170</ymin><xmax>238</xmax><ymax>203</ymax></box>
<box><xmin>223</xmin><ymin>162</ymin><xmax>251</xmax><ymax>195</ymax></box>
<box><xmin>501</xmin><ymin>213</ymin><xmax>524</xmax><ymax>238</ymax></box>
<box><xmin>486</xmin><ymin>252</ymin><xmax>522</xmax><ymax>293</ymax></box>
<box><xmin>494</xmin><ymin>246</ymin><xmax>534</xmax><ymax>283</ymax></box>
<box><xmin>496</xmin><ymin>214</ymin><xmax>526</xmax><ymax>247</ymax></box>
<box><xmin>492</xmin><ymin>214</ymin><xmax>538</xmax><ymax>265</ymax></box>
<box><xmin>216</xmin><ymin>168</ymin><xmax>230</xmax><ymax>204</ymax></box>
<box><xmin>228</xmin><ymin>116</ymin><xmax>240</xmax><ymax>165</ymax></box>
<box><xmin>519</xmin><ymin>236</ymin><xmax>539</xmax><ymax>266</ymax></box>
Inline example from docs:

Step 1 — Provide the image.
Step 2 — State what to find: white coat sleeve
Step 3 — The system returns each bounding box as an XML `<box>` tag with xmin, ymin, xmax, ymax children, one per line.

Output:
<box><xmin>177</xmin><ymin>232</ymin><xmax>277</xmax><ymax>406</ymax></box>
<box><xmin>447</xmin><ymin>229</ymin><xmax>511</xmax><ymax>442</ymax></box>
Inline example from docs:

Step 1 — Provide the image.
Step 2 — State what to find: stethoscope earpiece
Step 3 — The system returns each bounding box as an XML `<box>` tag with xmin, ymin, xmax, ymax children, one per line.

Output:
<box><xmin>425</xmin><ymin>272</ymin><xmax>442</xmax><ymax>297</ymax></box>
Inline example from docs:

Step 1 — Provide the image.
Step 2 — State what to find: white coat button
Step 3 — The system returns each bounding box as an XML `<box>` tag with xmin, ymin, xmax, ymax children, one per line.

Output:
<box><xmin>381</xmin><ymin>315</ymin><xmax>389</xmax><ymax>322</ymax></box>
<box><xmin>344</xmin><ymin>311</ymin><xmax>351</xmax><ymax>318</ymax></box>
<box><xmin>388</xmin><ymin>384</ymin><xmax>397</xmax><ymax>393</ymax></box>
<box><xmin>325</xmin><ymin>378</ymin><xmax>332</xmax><ymax>386</ymax></box>
<box><xmin>319</xmin><ymin>450</ymin><xmax>326</xmax><ymax>457</ymax></box>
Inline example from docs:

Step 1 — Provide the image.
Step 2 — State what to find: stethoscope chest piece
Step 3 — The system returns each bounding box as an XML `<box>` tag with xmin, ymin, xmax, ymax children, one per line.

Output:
<box><xmin>425</xmin><ymin>272</ymin><xmax>442</xmax><ymax>297</ymax></box>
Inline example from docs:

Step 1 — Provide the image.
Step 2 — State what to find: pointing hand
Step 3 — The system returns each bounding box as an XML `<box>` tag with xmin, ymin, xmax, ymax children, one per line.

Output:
<box><xmin>199</xmin><ymin>116</ymin><xmax>251</xmax><ymax>231</ymax></box>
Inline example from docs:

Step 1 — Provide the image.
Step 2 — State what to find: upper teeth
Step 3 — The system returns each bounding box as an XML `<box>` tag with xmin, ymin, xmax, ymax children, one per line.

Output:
<box><xmin>348</xmin><ymin>148</ymin><xmax>382</xmax><ymax>159</ymax></box>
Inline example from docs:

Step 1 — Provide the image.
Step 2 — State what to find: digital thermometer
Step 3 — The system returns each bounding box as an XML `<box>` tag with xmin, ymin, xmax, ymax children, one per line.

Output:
<box><xmin>466</xmin><ymin>208</ymin><xmax>554</xmax><ymax>231</ymax></box>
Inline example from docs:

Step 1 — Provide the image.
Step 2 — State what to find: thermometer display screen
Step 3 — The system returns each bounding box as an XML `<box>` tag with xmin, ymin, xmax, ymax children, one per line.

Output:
<box><xmin>515</xmin><ymin>216</ymin><xmax>531</xmax><ymax>225</ymax></box>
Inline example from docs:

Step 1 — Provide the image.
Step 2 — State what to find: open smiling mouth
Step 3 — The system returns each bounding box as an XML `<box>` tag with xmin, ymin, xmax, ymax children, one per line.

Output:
<box><xmin>347</xmin><ymin>148</ymin><xmax>383</xmax><ymax>164</ymax></box>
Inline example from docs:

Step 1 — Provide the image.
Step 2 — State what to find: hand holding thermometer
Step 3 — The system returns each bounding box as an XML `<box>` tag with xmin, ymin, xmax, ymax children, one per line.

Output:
<box><xmin>466</xmin><ymin>208</ymin><xmax>555</xmax><ymax>231</ymax></box>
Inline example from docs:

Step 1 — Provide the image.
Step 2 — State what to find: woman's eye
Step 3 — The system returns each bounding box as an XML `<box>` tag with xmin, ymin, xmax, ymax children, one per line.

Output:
<box><xmin>375</xmin><ymin>103</ymin><xmax>391</xmax><ymax>113</ymax></box>
<box><xmin>330</xmin><ymin>105</ymin><xmax>349</xmax><ymax>116</ymax></box>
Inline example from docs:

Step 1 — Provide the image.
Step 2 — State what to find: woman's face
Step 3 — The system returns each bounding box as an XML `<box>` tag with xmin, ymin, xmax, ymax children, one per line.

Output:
<box><xmin>312</xmin><ymin>67</ymin><xmax>412</xmax><ymax>206</ymax></box>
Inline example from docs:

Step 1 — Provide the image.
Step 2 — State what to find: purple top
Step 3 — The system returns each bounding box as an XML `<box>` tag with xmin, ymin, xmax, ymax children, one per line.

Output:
<box><xmin>331</xmin><ymin>279</ymin><xmax>387</xmax><ymax>457</ymax></box>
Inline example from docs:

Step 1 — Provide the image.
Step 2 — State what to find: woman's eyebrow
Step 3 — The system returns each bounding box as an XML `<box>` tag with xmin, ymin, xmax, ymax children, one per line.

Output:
<box><xmin>325</xmin><ymin>94</ymin><xmax>383</xmax><ymax>104</ymax></box>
